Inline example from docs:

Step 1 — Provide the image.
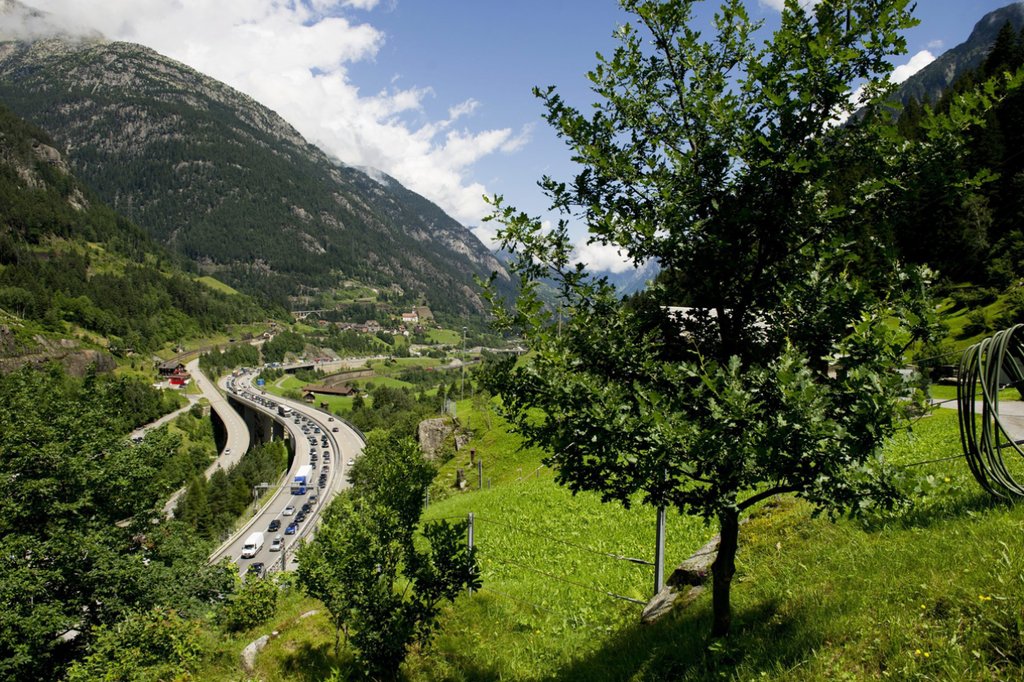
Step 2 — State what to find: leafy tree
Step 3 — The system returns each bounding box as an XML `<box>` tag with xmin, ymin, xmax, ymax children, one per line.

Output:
<box><xmin>483</xmin><ymin>0</ymin><xmax>953</xmax><ymax>637</ymax></box>
<box><xmin>346</xmin><ymin>432</ymin><xmax>437</xmax><ymax>532</ymax></box>
<box><xmin>0</xmin><ymin>366</ymin><xmax>231</xmax><ymax>680</ymax></box>
<box><xmin>218</xmin><ymin>577</ymin><xmax>278</xmax><ymax>633</ymax></box>
<box><xmin>65</xmin><ymin>607</ymin><xmax>202</xmax><ymax>682</ymax></box>
<box><xmin>298</xmin><ymin>434</ymin><xmax>479</xmax><ymax>678</ymax></box>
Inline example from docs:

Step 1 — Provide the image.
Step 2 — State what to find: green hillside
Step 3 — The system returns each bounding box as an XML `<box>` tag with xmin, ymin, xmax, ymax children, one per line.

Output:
<box><xmin>0</xmin><ymin>39</ymin><xmax>513</xmax><ymax>313</ymax></box>
<box><xmin>181</xmin><ymin>399</ymin><xmax>1024</xmax><ymax>682</ymax></box>
<box><xmin>0</xmin><ymin>102</ymin><xmax>272</xmax><ymax>359</ymax></box>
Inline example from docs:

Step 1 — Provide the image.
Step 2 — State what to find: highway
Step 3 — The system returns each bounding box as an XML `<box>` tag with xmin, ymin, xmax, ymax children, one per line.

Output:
<box><xmin>207</xmin><ymin>369</ymin><xmax>364</xmax><ymax>578</ymax></box>
<box><xmin>162</xmin><ymin>359</ymin><xmax>252</xmax><ymax>516</ymax></box>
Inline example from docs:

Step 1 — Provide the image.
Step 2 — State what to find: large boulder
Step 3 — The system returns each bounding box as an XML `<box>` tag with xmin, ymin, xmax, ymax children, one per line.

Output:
<box><xmin>417</xmin><ymin>416</ymin><xmax>456</xmax><ymax>459</ymax></box>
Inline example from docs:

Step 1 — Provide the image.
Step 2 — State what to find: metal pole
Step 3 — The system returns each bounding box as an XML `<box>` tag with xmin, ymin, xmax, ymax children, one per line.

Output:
<box><xmin>467</xmin><ymin>512</ymin><xmax>475</xmax><ymax>596</ymax></box>
<box><xmin>654</xmin><ymin>506</ymin><xmax>666</xmax><ymax>594</ymax></box>
<box><xmin>477</xmin><ymin>459</ymin><xmax>483</xmax><ymax>490</ymax></box>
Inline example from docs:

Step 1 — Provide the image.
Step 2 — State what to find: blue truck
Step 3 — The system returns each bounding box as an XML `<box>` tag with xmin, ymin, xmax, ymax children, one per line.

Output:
<box><xmin>290</xmin><ymin>464</ymin><xmax>313</xmax><ymax>494</ymax></box>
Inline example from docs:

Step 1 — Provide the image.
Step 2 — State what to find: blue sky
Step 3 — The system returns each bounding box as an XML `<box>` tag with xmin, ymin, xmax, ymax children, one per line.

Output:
<box><xmin>9</xmin><ymin>0</ymin><xmax>1020</xmax><ymax>271</ymax></box>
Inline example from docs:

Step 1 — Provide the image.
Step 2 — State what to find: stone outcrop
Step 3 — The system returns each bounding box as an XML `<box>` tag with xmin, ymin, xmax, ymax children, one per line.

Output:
<box><xmin>641</xmin><ymin>518</ymin><xmax>750</xmax><ymax>624</ymax></box>
<box><xmin>417</xmin><ymin>416</ymin><xmax>457</xmax><ymax>459</ymax></box>
<box><xmin>241</xmin><ymin>635</ymin><xmax>270</xmax><ymax>672</ymax></box>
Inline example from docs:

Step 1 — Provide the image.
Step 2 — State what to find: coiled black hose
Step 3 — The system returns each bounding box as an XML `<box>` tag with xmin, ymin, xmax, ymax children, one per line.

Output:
<box><xmin>957</xmin><ymin>324</ymin><xmax>1024</xmax><ymax>498</ymax></box>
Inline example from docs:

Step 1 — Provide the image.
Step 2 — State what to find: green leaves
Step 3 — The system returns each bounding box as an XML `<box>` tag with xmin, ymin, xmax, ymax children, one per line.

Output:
<box><xmin>298</xmin><ymin>435</ymin><xmax>478</xmax><ymax>678</ymax></box>
<box><xmin>483</xmin><ymin>0</ymin><xmax>942</xmax><ymax>636</ymax></box>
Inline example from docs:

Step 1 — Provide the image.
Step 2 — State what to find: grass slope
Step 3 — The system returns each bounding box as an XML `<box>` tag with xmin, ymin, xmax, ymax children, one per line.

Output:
<box><xmin>192</xmin><ymin>402</ymin><xmax>1024</xmax><ymax>681</ymax></box>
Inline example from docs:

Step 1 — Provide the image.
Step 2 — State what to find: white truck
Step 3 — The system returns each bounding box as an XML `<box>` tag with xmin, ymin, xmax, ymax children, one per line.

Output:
<box><xmin>241</xmin><ymin>532</ymin><xmax>264</xmax><ymax>559</ymax></box>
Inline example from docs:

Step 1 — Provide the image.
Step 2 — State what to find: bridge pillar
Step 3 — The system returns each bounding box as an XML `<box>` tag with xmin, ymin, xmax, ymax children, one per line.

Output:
<box><xmin>256</xmin><ymin>411</ymin><xmax>274</xmax><ymax>444</ymax></box>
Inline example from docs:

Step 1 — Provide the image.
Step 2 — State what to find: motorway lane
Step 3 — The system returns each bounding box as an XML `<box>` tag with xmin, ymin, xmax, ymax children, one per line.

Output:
<box><xmin>162</xmin><ymin>360</ymin><xmax>252</xmax><ymax>516</ymax></box>
<box><xmin>209</xmin><ymin>370</ymin><xmax>364</xmax><ymax>578</ymax></box>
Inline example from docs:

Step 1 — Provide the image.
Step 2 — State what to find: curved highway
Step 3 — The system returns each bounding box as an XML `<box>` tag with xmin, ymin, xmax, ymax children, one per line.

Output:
<box><xmin>163</xmin><ymin>359</ymin><xmax>252</xmax><ymax>516</ymax></box>
<box><xmin>208</xmin><ymin>368</ymin><xmax>364</xmax><ymax>578</ymax></box>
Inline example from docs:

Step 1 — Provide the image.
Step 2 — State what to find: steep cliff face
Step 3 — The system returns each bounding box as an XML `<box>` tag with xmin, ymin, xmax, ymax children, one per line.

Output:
<box><xmin>0</xmin><ymin>36</ymin><xmax>510</xmax><ymax>312</ymax></box>
<box><xmin>895</xmin><ymin>3</ymin><xmax>1024</xmax><ymax>106</ymax></box>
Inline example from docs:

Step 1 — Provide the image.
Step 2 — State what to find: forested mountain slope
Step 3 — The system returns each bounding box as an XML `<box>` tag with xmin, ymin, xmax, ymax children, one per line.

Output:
<box><xmin>895</xmin><ymin>3</ymin><xmax>1024</xmax><ymax>107</ymax></box>
<box><xmin>892</xmin><ymin>16</ymin><xmax>1024</xmax><ymax>295</ymax></box>
<box><xmin>0</xmin><ymin>37</ymin><xmax>511</xmax><ymax>312</ymax></box>
<box><xmin>0</xmin><ymin>102</ymin><xmax>269</xmax><ymax>361</ymax></box>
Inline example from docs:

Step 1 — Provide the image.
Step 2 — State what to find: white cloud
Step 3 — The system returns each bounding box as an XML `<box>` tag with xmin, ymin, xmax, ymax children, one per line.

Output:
<box><xmin>927</xmin><ymin>39</ymin><xmax>944</xmax><ymax>50</ymax></box>
<box><xmin>573</xmin><ymin>240</ymin><xmax>635</xmax><ymax>274</ymax></box>
<box><xmin>760</xmin><ymin>0</ymin><xmax>819</xmax><ymax>11</ymax></box>
<box><xmin>14</xmin><ymin>0</ymin><xmax>531</xmax><ymax>237</ymax></box>
<box><xmin>891</xmin><ymin>49</ymin><xmax>935</xmax><ymax>84</ymax></box>
<box><xmin>339</xmin><ymin>0</ymin><xmax>380</xmax><ymax>10</ymax></box>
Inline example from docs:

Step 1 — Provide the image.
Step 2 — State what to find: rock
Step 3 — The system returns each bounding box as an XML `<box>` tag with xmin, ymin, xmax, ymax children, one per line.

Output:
<box><xmin>241</xmin><ymin>634</ymin><xmax>270</xmax><ymax>672</ymax></box>
<box><xmin>642</xmin><ymin>519</ymin><xmax>749</xmax><ymax>624</ymax></box>
<box><xmin>418</xmin><ymin>416</ymin><xmax>456</xmax><ymax>459</ymax></box>
<box><xmin>666</xmin><ymin>535</ymin><xmax>720</xmax><ymax>588</ymax></box>
<box><xmin>642</xmin><ymin>585</ymin><xmax>705</xmax><ymax>624</ymax></box>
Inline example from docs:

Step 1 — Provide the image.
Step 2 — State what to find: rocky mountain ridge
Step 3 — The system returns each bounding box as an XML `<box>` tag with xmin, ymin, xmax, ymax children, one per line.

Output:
<box><xmin>895</xmin><ymin>2</ymin><xmax>1024</xmax><ymax>106</ymax></box>
<box><xmin>0</xmin><ymin>34</ymin><xmax>510</xmax><ymax>312</ymax></box>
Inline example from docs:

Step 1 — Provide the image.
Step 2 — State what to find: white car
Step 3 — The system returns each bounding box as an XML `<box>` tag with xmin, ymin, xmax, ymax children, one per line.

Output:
<box><xmin>270</xmin><ymin>536</ymin><xmax>283</xmax><ymax>552</ymax></box>
<box><xmin>283</xmin><ymin>505</ymin><xmax>295</xmax><ymax>516</ymax></box>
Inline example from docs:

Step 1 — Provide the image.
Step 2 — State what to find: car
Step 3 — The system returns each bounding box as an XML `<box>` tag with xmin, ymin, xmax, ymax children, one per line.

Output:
<box><xmin>283</xmin><ymin>505</ymin><xmax>295</xmax><ymax>516</ymax></box>
<box><xmin>301</xmin><ymin>503</ymin><xmax>312</xmax><ymax>513</ymax></box>
<box><xmin>332</xmin><ymin>426</ymin><xmax>339</xmax><ymax>432</ymax></box>
<box><xmin>247</xmin><ymin>562</ymin><xmax>265</xmax><ymax>577</ymax></box>
<box><xmin>321</xmin><ymin>465</ymin><xmax>330</xmax><ymax>474</ymax></box>
<box><xmin>308</xmin><ymin>494</ymin><xmax>318</xmax><ymax>506</ymax></box>
<box><xmin>224</xmin><ymin>448</ymin><xmax>231</xmax><ymax>456</ymax></box>
<box><xmin>285</xmin><ymin>522</ymin><xmax>298</xmax><ymax>535</ymax></box>
<box><xmin>296</xmin><ymin>511</ymin><xmax>306</xmax><ymax>523</ymax></box>
<box><xmin>270</xmin><ymin>536</ymin><xmax>283</xmax><ymax>552</ymax></box>
<box><xmin>348</xmin><ymin>458</ymin><xmax>355</xmax><ymax>466</ymax></box>
<box><xmin>318</xmin><ymin>479</ymin><xmax>327</xmax><ymax>488</ymax></box>
<box><xmin>328</xmin><ymin>416</ymin><xmax>334</xmax><ymax>422</ymax></box>
<box><xmin>268</xmin><ymin>519</ymin><xmax>281</xmax><ymax>532</ymax></box>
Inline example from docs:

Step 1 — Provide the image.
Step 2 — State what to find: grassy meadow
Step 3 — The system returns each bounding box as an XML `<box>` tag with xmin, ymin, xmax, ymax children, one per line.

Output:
<box><xmin>190</xmin><ymin>396</ymin><xmax>1024</xmax><ymax>681</ymax></box>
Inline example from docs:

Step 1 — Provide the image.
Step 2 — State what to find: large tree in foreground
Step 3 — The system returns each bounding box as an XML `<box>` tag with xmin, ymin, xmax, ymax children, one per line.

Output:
<box><xmin>482</xmin><ymin>0</ymin><xmax>982</xmax><ymax>637</ymax></box>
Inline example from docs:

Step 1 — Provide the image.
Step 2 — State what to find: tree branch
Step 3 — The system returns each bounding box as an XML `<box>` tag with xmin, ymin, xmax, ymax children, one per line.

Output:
<box><xmin>737</xmin><ymin>485</ymin><xmax>799</xmax><ymax>511</ymax></box>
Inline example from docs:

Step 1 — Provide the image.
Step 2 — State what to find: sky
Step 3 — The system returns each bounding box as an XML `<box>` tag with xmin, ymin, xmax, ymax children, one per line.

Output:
<box><xmin>3</xmin><ymin>0</ymin><xmax>1019</xmax><ymax>272</ymax></box>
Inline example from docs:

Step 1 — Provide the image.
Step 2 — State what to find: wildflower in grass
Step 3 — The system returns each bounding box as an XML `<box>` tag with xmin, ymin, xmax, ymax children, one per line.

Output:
<box><xmin>979</xmin><ymin>594</ymin><xmax>992</xmax><ymax>602</ymax></box>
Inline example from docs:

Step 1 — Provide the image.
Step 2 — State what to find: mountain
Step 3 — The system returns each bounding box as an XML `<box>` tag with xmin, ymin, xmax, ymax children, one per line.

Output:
<box><xmin>0</xmin><ymin>100</ymin><xmax>270</xmax><ymax>368</ymax></box>
<box><xmin>895</xmin><ymin>2</ymin><xmax>1024</xmax><ymax>106</ymax></box>
<box><xmin>0</xmin><ymin>33</ymin><xmax>511</xmax><ymax>314</ymax></box>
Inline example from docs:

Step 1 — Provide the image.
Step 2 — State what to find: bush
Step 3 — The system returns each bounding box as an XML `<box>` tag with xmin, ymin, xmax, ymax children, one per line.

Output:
<box><xmin>219</xmin><ymin>577</ymin><xmax>278</xmax><ymax>632</ymax></box>
<box><xmin>963</xmin><ymin>309</ymin><xmax>989</xmax><ymax>337</ymax></box>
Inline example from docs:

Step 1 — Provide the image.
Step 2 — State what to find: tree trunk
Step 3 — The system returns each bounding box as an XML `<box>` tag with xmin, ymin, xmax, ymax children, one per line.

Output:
<box><xmin>711</xmin><ymin>509</ymin><xmax>740</xmax><ymax>637</ymax></box>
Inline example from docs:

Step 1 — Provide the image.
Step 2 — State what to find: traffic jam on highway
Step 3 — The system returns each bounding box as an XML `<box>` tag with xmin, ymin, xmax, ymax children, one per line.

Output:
<box><xmin>216</xmin><ymin>368</ymin><xmax>360</xmax><ymax>579</ymax></box>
